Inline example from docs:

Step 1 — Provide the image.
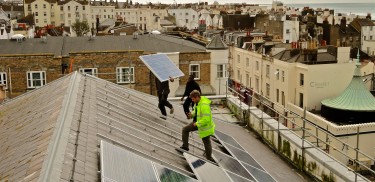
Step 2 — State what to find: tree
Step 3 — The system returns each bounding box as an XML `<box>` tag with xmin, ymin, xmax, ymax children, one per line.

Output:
<box><xmin>72</xmin><ymin>20</ymin><xmax>90</xmax><ymax>37</ymax></box>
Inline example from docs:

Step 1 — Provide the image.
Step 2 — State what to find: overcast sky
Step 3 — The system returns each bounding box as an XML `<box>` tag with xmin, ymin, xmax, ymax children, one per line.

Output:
<box><xmin>127</xmin><ymin>0</ymin><xmax>375</xmax><ymax>4</ymax></box>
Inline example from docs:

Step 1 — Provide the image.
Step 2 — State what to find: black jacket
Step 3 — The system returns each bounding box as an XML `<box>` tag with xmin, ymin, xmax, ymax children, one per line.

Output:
<box><xmin>155</xmin><ymin>78</ymin><xmax>170</xmax><ymax>95</ymax></box>
<box><xmin>183</xmin><ymin>80</ymin><xmax>201</xmax><ymax>97</ymax></box>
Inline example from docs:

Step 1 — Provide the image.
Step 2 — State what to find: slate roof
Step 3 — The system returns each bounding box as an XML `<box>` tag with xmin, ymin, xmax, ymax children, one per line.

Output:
<box><xmin>206</xmin><ymin>34</ymin><xmax>227</xmax><ymax>50</ymax></box>
<box><xmin>0</xmin><ymin>72</ymin><xmax>213</xmax><ymax>181</ymax></box>
<box><xmin>273</xmin><ymin>49</ymin><xmax>336</xmax><ymax>64</ymax></box>
<box><xmin>0</xmin><ymin>72</ymin><xmax>305</xmax><ymax>181</ymax></box>
<box><xmin>0</xmin><ymin>35</ymin><xmax>206</xmax><ymax>57</ymax></box>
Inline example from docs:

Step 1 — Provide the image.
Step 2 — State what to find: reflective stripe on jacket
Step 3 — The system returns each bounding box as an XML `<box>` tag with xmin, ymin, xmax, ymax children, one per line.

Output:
<box><xmin>193</xmin><ymin>96</ymin><xmax>215</xmax><ymax>138</ymax></box>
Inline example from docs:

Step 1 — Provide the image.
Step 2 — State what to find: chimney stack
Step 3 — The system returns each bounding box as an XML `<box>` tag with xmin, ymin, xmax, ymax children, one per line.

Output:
<box><xmin>340</xmin><ymin>17</ymin><xmax>346</xmax><ymax>33</ymax></box>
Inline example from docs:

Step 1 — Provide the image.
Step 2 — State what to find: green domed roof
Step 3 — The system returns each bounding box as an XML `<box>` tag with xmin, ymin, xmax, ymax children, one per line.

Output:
<box><xmin>321</xmin><ymin>54</ymin><xmax>375</xmax><ymax>111</ymax></box>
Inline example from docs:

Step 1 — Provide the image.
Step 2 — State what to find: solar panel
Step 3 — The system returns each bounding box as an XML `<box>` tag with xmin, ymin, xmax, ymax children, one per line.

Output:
<box><xmin>184</xmin><ymin>153</ymin><xmax>232</xmax><ymax>182</ymax></box>
<box><xmin>139</xmin><ymin>54</ymin><xmax>184</xmax><ymax>82</ymax></box>
<box><xmin>226</xmin><ymin>170</ymin><xmax>254</xmax><ymax>182</ymax></box>
<box><xmin>154</xmin><ymin>163</ymin><xmax>197</xmax><ymax>182</ymax></box>
<box><xmin>213</xmin><ymin>150</ymin><xmax>256</xmax><ymax>181</ymax></box>
<box><xmin>224</xmin><ymin>143</ymin><xmax>265</xmax><ymax>171</ymax></box>
<box><xmin>100</xmin><ymin>140</ymin><xmax>157</xmax><ymax>182</ymax></box>
<box><xmin>100</xmin><ymin>140</ymin><xmax>197</xmax><ymax>182</ymax></box>
<box><xmin>215</xmin><ymin>130</ymin><xmax>245</xmax><ymax>150</ymax></box>
<box><xmin>241</xmin><ymin>162</ymin><xmax>276</xmax><ymax>182</ymax></box>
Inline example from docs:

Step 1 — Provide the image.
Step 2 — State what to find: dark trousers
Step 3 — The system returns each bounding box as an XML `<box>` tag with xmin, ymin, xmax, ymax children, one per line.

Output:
<box><xmin>158</xmin><ymin>92</ymin><xmax>172</xmax><ymax>116</ymax></box>
<box><xmin>183</xmin><ymin>97</ymin><xmax>194</xmax><ymax>115</ymax></box>
<box><xmin>182</xmin><ymin>122</ymin><xmax>212</xmax><ymax>160</ymax></box>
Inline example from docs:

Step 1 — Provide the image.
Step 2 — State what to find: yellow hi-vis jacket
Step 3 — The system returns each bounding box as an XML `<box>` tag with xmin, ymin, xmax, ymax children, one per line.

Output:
<box><xmin>192</xmin><ymin>96</ymin><xmax>215</xmax><ymax>138</ymax></box>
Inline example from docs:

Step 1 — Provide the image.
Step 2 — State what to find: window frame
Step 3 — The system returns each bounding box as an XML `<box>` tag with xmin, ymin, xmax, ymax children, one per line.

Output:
<box><xmin>27</xmin><ymin>71</ymin><xmax>46</xmax><ymax>89</ymax></box>
<box><xmin>0</xmin><ymin>72</ymin><xmax>7</xmax><ymax>89</ymax></box>
<box><xmin>79</xmin><ymin>68</ymin><xmax>98</xmax><ymax>77</ymax></box>
<box><xmin>300</xmin><ymin>73</ymin><xmax>304</xmax><ymax>86</ymax></box>
<box><xmin>217</xmin><ymin>64</ymin><xmax>227</xmax><ymax>78</ymax></box>
<box><xmin>116</xmin><ymin>67</ymin><xmax>135</xmax><ymax>84</ymax></box>
<box><xmin>189</xmin><ymin>64</ymin><xmax>200</xmax><ymax>80</ymax></box>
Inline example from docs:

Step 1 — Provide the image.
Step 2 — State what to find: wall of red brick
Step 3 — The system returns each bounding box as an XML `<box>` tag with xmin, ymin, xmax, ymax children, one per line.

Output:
<box><xmin>0</xmin><ymin>51</ymin><xmax>211</xmax><ymax>98</ymax></box>
<box><xmin>0</xmin><ymin>55</ymin><xmax>61</xmax><ymax>97</ymax></box>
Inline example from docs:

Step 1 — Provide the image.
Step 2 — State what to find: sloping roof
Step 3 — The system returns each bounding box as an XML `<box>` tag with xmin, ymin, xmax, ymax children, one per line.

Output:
<box><xmin>0</xmin><ymin>35</ymin><xmax>206</xmax><ymax>57</ymax></box>
<box><xmin>0</xmin><ymin>72</ymin><xmax>204</xmax><ymax>181</ymax></box>
<box><xmin>206</xmin><ymin>34</ymin><xmax>227</xmax><ymax>50</ymax></box>
<box><xmin>321</xmin><ymin>60</ymin><xmax>375</xmax><ymax>111</ymax></box>
<box><xmin>0</xmin><ymin>72</ymin><xmax>286</xmax><ymax>181</ymax></box>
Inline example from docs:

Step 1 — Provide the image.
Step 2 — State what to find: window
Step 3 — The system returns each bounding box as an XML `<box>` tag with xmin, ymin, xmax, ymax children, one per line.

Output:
<box><xmin>255</xmin><ymin>77</ymin><xmax>259</xmax><ymax>92</ymax></box>
<box><xmin>371</xmin><ymin>36</ymin><xmax>373</xmax><ymax>40</ymax></box>
<box><xmin>266</xmin><ymin>65</ymin><xmax>270</xmax><ymax>77</ymax></box>
<box><xmin>79</xmin><ymin>68</ymin><xmax>97</xmax><ymax>76</ymax></box>
<box><xmin>186</xmin><ymin>19</ymin><xmax>188</xmax><ymax>23</ymax></box>
<box><xmin>281</xmin><ymin>70</ymin><xmax>285</xmax><ymax>82</ymax></box>
<box><xmin>276</xmin><ymin>69</ymin><xmax>279</xmax><ymax>80</ymax></box>
<box><xmin>35</xmin><ymin>4</ymin><xmax>38</xmax><ymax>9</ymax></box>
<box><xmin>0</xmin><ymin>72</ymin><xmax>7</xmax><ymax>88</ymax></box>
<box><xmin>246</xmin><ymin>58</ymin><xmax>249</xmax><ymax>67</ymax></box>
<box><xmin>300</xmin><ymin>73</ymin><xmax>304</xmax><ymax>86</ymax></box>
<box><xmin>299</xmin><ymin>93</ymin><xmax>304</xmax><ymax>108</ymax></box>
<box><xmin>68</xmin><ymin>6</ymin><xmax>70</xmax><ymax>11</ymax></box>
<box><xmin>276</xmin><ymin>89</ymin><xmax>279</xmax><ymax>102</ymax></box>
<box><xmin>186</xmin><ymin>12</ymin><xmax>188</xmax><ymax>15</ymax></box>
<box><xmin>68</xmin><ymin>13</ymin><xmax>71</xmax><ymax>18</ymax></box>
<box><xmin>44</xmin><ymin>12</ymin><xmax>47</xmax><ymax>16</ymax></box>
<box><xmin>60</xmin><ymin>6</ymin><xmax>63</xmax><ymax>11</ymax></box>
<box><xmin>193</xmin><ymin>15</ymin><xmax>195</xmax><ymax>19</ymax></box>
<box><xmin>256</xmin><ymin>61</ymin><xmax>259</xmax><ymax>70</ymax></box>
<box><xmin>35</xmin><ymin>12</ymin><xmax>38</xmax><ymax>16</ymax></box>
<box><xmin>217</xmin><ymin>64</ymin><xmax>227</xmax><ymax>78</ymax></box>
<box><xmin>116</xmin><ymin>67</ymin><xmax>134</xmax><ymax>83</ymax></box>
<box><xmin>140</xmin><ymin>17</ymin><xmax>142</xmax><ymax>21</ymax></box>
<box><xmin>237</xmin><ymin>55</ymin><xmax>240</xmax><ymax>63</ymax></box>
<box><xmin>266</xmin><ymin>83</ymin><xmax>270</xmax><ymax>97</ymax></box>
<box><xmin>189</xmin><ymin>64</ymin><xmax>200</xmax><ymax>80</ymax></box>
<box><xmin>43</xmin><ymin>4</ymin><xmax>46</xmax><ymax>8</ymax></box>
<box><xmin>246</xmin><ymin>73</ymin><xmax>249</xmax><ymax>87</ymax></box>
<box><xmin>237</xmin><ymin>69</ymin><xmax>240</xmax><ymax>81</ymax></box>
<box><xmin>76</xmin><ymin>6</ymin><xmax>78</xmax><ymax>11</ymax></box>
<box><xmin>281</xmin><ymin>91</ymin><xmax>285</xmax><ymax>106</ymax></box>
<box><xmin>286</xmin><ymin>29</ymin><xmax>290</xmax><ymax>34</ymax></box>
<box><xmin>36</xmin><ymin>19</ymin><xmax>39</xmax><ymax>23</ymax></box>
<box><xmin>27</xmin><ymin>71</ymin><xmax>46</xmax><ymax>88</ymax></box>
<box><xmin>83</xmin><ymin>6</ymin><xmax>85</xmax><ymax>10</ymax></box>
<box><xmin>364</xmin><ymin>36</ymin><xmax>366</xmax><ymax>40</ymax></box>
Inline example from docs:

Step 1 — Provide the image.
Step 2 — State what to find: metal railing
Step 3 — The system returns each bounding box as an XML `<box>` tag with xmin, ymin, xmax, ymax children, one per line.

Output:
<box><xmin>225</xmin><ymin>85</ymin><xmax>375</xmax><ymax>181</ymax></box>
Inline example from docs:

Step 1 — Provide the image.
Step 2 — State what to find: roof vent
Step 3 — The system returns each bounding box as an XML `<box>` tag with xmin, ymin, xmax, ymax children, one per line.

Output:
<box><xmin>41</xmin><ymin>36</ymin><xmax>47</xmax><ymax>43</ymax></box>
<box><xmin>133</xmin><ymin>32</ymin><xmax>138</xmax><ymax>39</ymax></box>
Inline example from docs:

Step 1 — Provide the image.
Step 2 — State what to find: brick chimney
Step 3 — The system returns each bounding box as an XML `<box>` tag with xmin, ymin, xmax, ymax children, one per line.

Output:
<box><xmin>340</xmin><ymin>17</ymin><xmax>346</xmax><ymax>33</ymax></box>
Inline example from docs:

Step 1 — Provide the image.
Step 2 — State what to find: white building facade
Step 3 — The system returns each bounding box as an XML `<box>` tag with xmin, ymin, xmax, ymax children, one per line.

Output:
<box><xmin>167</xmin><ymin>8</ymin><xmax>199</xmax><ymax>30</ymax></box>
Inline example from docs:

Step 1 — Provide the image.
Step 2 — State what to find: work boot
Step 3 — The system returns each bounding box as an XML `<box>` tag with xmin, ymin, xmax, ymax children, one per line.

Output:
<box><xmin>179</xmin><ymin>146</ymin><xmax>189</xmax><ymax>151</ymax></box>
<box><xmin>170</xmin><ymin>108</ymin><xmax>174</xmax><ymax>114</ymax></box>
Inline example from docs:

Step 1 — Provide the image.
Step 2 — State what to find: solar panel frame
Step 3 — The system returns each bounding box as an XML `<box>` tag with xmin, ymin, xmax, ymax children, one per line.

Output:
<box><xmin>183</xmin><ymin>153</ymin><xmax>232</xmax><ymax>182</ymax></box>
<box><xmin>139</xmin><ymin>54</ymin><xmax>184</xmax><ymax>82</ymax></box>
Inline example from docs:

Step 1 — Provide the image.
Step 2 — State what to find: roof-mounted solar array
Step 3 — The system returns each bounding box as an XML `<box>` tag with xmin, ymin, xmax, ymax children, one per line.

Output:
<box><xmin>214</xmin><ymin>130</ymin><xmax>276</xmax><ymax>182</ymax></box>
<box><xmin>100</xmin><ymin>140</ymin><xmax>197</xmax><ymax>182</ymax></box>
<box><xmin>139</xmin><ymin>54</ymin><xmax>184</xmax><ymax>82</ymax></box>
